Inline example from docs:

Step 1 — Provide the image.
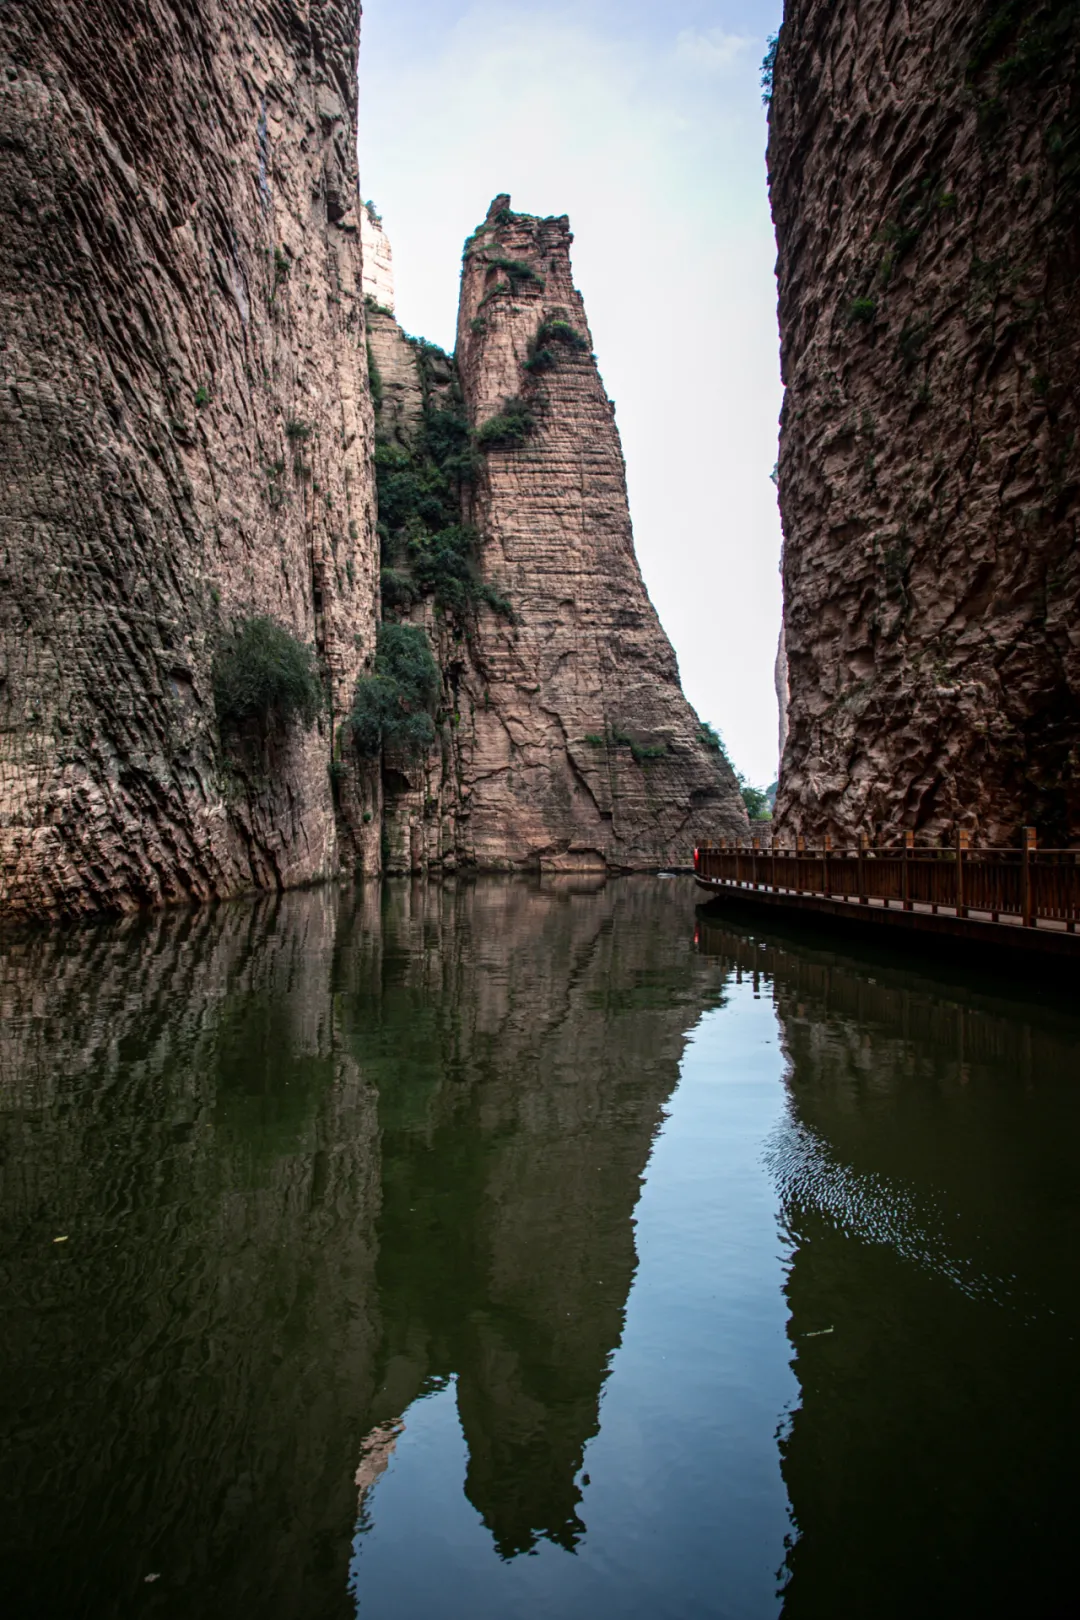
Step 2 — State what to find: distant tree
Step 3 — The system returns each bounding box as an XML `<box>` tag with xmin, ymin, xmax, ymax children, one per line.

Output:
<box><xmin>739</xmin><ymin>776</ymin><xmax>773</xmax><ymax>821</ymax></box>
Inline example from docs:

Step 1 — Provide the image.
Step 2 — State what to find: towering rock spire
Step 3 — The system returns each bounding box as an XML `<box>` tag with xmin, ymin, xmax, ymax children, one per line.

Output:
<box><xmin>445</xmin><ymin>196</ymin><xmax>747</xmax><ymax>869</ymax></box>
<box><xmin>360</xmin><ymin>200</ymin><xmax>396</xmax><ymax>312</ymax></box>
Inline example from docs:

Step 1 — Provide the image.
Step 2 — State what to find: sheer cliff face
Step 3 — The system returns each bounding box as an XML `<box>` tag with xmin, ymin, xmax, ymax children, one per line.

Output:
<box><xmin>770</xmin><ymin>4</ymin><xmax>1080</xmax><ymax>844</ymax></box>
<box><xmin>368</xmin><ymin>203</ymin><xmax>747</xmax><ymax>873</ymax></box>
<box><xmin>0</xmin><ymin>0</ymin><xmax>378</xmax><ymax>919</ymax></box>
<box><xmin>448</xmin><ymin>198</ymin><xmax>747</xmax><ymax>869</ymax></box>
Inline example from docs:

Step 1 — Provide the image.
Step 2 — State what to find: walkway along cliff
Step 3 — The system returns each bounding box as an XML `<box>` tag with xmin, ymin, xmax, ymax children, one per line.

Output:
<box><xmin>768</xmin><ymin>1</ymin><xmax>1080</xmax><ymax>846</ymax></box>
<box><xmin>0</xmin><ymin>10</ymin><xmax>745</xmax><ymax>921</ymax></box>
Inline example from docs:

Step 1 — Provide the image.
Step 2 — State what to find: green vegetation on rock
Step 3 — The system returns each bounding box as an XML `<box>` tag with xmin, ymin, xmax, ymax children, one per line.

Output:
<box><xmin>761</xmin><ymin>33</ymin><xmax>779</xmax><ymax>104</ymax></box>
<box><xmin>486</xmin><ymin>255</ymin><xmax>545</xmax><ymax>289</ymax></box>
<box><xmin>739</xmin><ymin>778</ymin><xmax>773</xmax><ymax>821</ymax></box>
<box><xmin>374</xmin><ymin>344</ymin><xmax>511</xmax><ymax>621</ymax></box>
<box><xmin>350</xmin><ymin>623</ymin><xmax>440</xmax><ymax>759</ymax></box>
<box><xmin>476</xmin><ymin>397</ymin><xmax>534</xmax><ymax>449</ymax></box>
<box><xmin>213</xmin><ymin>616</ymin><xmax>321</xmax><ymax>733</ymax></box>
<box><xmin>367</xmin><ymin>342</ymin><xmax>384</xmax><ymax>414</ymax></box>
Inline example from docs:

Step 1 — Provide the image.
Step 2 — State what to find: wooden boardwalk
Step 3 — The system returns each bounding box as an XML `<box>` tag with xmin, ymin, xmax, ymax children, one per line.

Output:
<box><xmin>693</xmin><ymin>832</ymin><xmax>1080</xmax><ymax>961</ymax></box>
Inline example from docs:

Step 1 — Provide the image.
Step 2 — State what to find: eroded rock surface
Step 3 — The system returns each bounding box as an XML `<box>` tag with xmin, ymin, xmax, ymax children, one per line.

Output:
<box><xmin>454</xmin><ymin>198</ymin><xmax>747</xmax><ymax>867</ymax></box>
<box><xmin>377</xmin><ymin>197</ymin><xmax>746</xmax><ymax>872</ymax></box>
<box><xmin>770</xmin><ymin>2</ymin><xmax>1080</xmax><ymax>843</ymax></box>
<box><xmin>0</xmin><ymin>0</ymin><xmax>378</xmax><ymax>918</ymax></box>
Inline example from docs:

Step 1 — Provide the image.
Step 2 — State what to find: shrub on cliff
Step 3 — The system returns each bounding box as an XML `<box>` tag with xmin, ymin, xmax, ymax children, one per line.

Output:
<box><xmin>406</xmin><ymin>524</ymin><xmax>514</xmax><ymax>620</ymax></box>
<box><xmin>476</xmin><ymin>397</ymin><xmax>535</xmax><ymax>450</ymax></box>
<box><xmin>739</xmin><ymin>776</ymin><xmax>773</xmax><ymax>821</ymax></box>
<box><xmin>380</xmin><ymin>567</ymin><xmax>420</xmax><ymax>613</ymax></box>
<box><xmin>487</xmin><ymin>255</ymin><xmax>544</xmax><ymax>289</ymax></box>
<box><xmin>536</xmin><ymin>317</ymin><xmax>589</xmax><ymax>352</ymax></box>
<box><xmin>367</xmin><ymin>342</ymin><xmax>384</xmax><ymax>414</ymax></box>
<box><xmin>522</xmin><ymin>347</ymin><xmax>557</xmax><ymax>374</ymax></box>
<box><xmin>213</xmin><ymin>616</ymin><xmax>321</xmax><ymax>733</ymax></box>
<box><xmin>375</xmin><ymin>442</ymin><xmax>448</xmax><ymax>533</ymax></box>
<box><xmin>350</xmin><ymin>624</ymin><xmax>439</xmax><ymax>758</ymax></box>
<box><xmin>523</xmin><ymin>317</ymin><xmax>589</xmax><ymax>375</ymax></box>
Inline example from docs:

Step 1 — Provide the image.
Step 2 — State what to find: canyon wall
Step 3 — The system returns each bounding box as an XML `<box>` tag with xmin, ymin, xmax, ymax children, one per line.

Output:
<box><xmin>770</xmin><ymin>2</ymin><xmax>1080</xmax><ymax>844</ymax></box>
<box><xmin>0</xmin><ymin>6</ymin><xmax>743</xmax><ymax>920</ymax></box>
<box><xmin>0</xmin><ymin>0</ymin><xmax>379</xmax><ymax>919</ymax></box>
<box><xmin>373</xmin><ymin>197</ymin><xmax>746</xmax><ymax>873</ymax></box>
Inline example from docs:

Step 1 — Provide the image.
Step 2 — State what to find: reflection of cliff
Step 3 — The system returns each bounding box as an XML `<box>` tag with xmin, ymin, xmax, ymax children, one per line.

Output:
<box><xmin>348</xmin><ymin>878</ymin><xmax>726</xmax><ymax>1558</ymax></box>
<box><xmin>0</xmin><ymin>890</ymin><xmax>382</xmax><ymax>1620</ymax></box>
<box><xmin>1</xmin><ymin>877</ymin><xmax>725</xmax><ymax>1605</ymax></box>
<box><xmin>695</xmin><ymin>913</ymin><xmax>1080</xmax><ymax>1617</ymax></box>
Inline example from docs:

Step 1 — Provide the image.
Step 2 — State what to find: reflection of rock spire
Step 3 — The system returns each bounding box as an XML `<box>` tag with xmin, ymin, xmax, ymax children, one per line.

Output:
<box><xmin>354</xmin><ymin>1419</ymin><xmax>404</xmax><ymax>1511</ymax></box>
<box><xmin>354</xmin><ymin>878</ymin><xmax>727</xmax><ymax>1558</ymax></box>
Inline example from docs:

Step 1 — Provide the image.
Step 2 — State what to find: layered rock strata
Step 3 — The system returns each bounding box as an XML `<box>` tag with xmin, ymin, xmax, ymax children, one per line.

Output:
<box><xmin>0</xmin><ymin>0</ymin><xmax>378</xmax><ymax>919</ymax></box>
<box><xmin>770</xmin><ymin>2</ymin><xmax>1080</xmax><ymax>843</ymax></box>
<box><xmin>377</xmin><ymin>197</ymin><xmax>747</xmax><ymax>872</ymax></box>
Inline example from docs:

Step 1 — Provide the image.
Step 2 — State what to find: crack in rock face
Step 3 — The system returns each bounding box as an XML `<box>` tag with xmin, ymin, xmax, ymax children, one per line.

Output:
<box><xmin>769</xmin><ymin>1</ymin><xmax>1080</xmax><ymax>846</ymax></box>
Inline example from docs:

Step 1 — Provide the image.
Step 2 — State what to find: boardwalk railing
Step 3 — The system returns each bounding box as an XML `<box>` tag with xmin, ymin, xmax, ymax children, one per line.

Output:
<box><xmin>693</xmin><ymin>830</ymin><xmax>1080</xmax><ymax>934</ymax></box>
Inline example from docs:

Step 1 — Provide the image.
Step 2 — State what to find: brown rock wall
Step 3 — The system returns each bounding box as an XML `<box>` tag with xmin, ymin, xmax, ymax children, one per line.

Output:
<box><xmin>770</xmin><ymin>1</ymin><xmax>1080</xmax><ymax>843</ymax></box>
<box><xmin>450</xmin><ymin>197</ymin><xmax>747</xmax><ymax>868</ymax></box>
<box><xmin>0</xmin><ymin>0</ymin><xmax>379</xmax><ymax>918</ymax></box>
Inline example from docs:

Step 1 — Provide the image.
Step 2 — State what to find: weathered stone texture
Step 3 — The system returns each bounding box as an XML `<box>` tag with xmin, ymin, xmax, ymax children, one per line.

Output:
<box><xmin>443</xmin><ymin>197</ymin><xmax>747</xmax><ymax>869</ymax></box>
<box><xmin>0</xmin><ymin>0</ymin><xmax>379</xmax><ymax>918</ymax></box>
<box><xmin>770</xmin><ymin>2</ymin><xmax>1080</xmax><ymax>843</ymax></box>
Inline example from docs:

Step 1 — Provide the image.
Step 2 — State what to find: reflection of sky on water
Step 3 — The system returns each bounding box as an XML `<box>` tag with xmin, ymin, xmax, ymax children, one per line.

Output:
<box><xmin>351</xmin><ymin>984</ymin><xmax>795</xmax><ymax>1620</ymax></box>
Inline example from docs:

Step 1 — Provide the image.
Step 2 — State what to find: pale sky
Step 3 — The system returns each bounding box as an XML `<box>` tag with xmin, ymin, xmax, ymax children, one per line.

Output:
<box><xmin>357</xmin><ymin>0</ymin><xmax>784</xmax><ymax>788</ymax></box>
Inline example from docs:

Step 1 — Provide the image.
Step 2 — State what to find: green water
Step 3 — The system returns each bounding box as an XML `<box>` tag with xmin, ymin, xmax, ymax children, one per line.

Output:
<box><xmin>1</xmin><ymin>878</ymin><xmax>1077</xmax><ymax>1619</ymax></box>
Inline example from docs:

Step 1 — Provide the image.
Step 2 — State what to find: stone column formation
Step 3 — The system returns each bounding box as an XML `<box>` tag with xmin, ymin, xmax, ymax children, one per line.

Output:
<box><xmin>447</xmin><ymin>197</ymin><xmax>747</xmax><ymax>870</ymax></box>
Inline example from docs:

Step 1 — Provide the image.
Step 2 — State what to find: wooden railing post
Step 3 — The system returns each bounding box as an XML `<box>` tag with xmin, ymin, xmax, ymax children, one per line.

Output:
<box><xmin>902</xmin><ymin>830</ymin><xmax>914</xmax><ymax>910</ymax></box>
<box><xmin>771</xmin><ymin>835</ymin><xmax>779</xmax><ymax>893</ymax></box>
<box><xmin>956</xmin><ymin>828</ymin><xmax>969</xmax><ymax>918</ymax></box>
<box><xmin>1022</xmin><ymin>826</ymin><xmax>1036</xmax><ymax>927</ymax></box>
<box><xmin>824</xmin><ymin>833</ymin><xmax>832</xmax><ymax>897</ymax></box>
<box><xmin>752</xmin><ymin>835</ymin><xmax>760</xmax><ymax>888</ymax></box>
<box><xmin>796</xmin><ymin>835</ymin><xmax>805</xmax><ymax>893</ymax></box>
<box><xmin>859</xmin><ymin>834</ymin><xmax>869</xmax><ymax>905</ymax></box>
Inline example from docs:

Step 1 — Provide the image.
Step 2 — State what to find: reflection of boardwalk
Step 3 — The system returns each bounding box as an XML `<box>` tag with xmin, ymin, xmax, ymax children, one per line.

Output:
<box><xmin>694</xmin><ymin>838</ymin><xmax>1080</xmax><ymax>958</ymax></box>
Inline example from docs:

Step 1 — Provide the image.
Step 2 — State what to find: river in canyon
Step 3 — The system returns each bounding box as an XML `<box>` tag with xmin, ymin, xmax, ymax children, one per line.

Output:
<box><xmin>1</xmin><ymin>877</ymin><xmax>1077</xmax><ymax>1619</ymax></box>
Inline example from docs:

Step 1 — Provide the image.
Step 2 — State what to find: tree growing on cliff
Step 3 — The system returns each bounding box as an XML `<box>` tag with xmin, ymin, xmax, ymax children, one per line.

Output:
<box><xmin>350</xmin><ymin>624</ymin><xmax>440</xmax><ymax>759</ymax></box>
<box><xmin>212</xmin><ymin>616</ymin><xmax>321</xmax><ymax>734</ymax></box>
